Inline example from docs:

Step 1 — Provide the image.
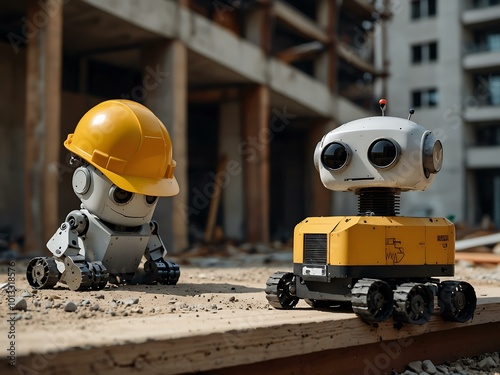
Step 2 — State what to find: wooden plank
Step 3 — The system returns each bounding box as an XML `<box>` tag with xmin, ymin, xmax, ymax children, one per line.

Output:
<box><xmin>209</xmin><ymin>322</ymin><xmax>500</xmax><ymax>375</ymax></box>
<box><xmin>24</xmin><ymin>0</ymin><xmax>63</xmax><ymax>253</ymax></box>
<box><xmin>456</xmin><ymin>252</ymin><xmax>500</xmax><ymax>264</ymax></box>
<box><xmin>272</xmin><ymin>0</ymin><xmax>330</xmax><ymax>44</ymax></box>
<box><xmin>242</xmin><ymin>85</ymin><xmax>270</xmax><ymax>243</ymax></box>
<box><xmin>455</xmin><ymin>232</ymin><xmax>500</xmax><ymax>250</ymax></box>
<box><xmin>4</xmin><ymin>285</ymin><xmax>500</xmax><ymax>374</ymax></box>
<box><xmin>275</xmin><ymin>41</ymin><xmax>324</xmax><ymax>63</ymax></box>
<box><xmin>204</xmin><ymin>155</ymin><xmax>228</xmax><ymax>242</ymax></box>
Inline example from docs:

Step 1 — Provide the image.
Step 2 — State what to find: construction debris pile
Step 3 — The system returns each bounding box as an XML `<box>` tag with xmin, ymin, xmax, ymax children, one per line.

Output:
<box><xmin>398</xmin><ymin>352</ymin><xmax>500</xmax><ymax>375</ymax></box>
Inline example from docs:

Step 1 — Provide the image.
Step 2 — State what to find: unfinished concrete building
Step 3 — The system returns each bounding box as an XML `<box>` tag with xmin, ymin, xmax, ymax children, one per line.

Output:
<box><xmin>0</xmin><ymin>0</ymin><xmax>389</xmax><ymax>253</ymax></box>
<box><xmin>387</xmin><ymin>0</ymin><xmax>500</xmax><ymax>229</ymax></box>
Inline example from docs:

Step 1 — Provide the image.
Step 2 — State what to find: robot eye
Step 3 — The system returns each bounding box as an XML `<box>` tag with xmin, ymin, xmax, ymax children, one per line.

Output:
<box><xmin>110</xmin><ymin>186</ymin><xmax>133</xmax><ymax>204</ymax></box>
<box><xmin>423</xmin><ymin>133</ymin><xmax>443</xmax><ymax>177</ymax></box>
<box><xmin>368</xmin><ymin>139</ymin><xmax>400</xmax><ymax>169</ymax></box>
<box><xmin>145</xmin><ymin>195</ymin><xmax>158</xmax><ymax>205</ymax></box>
<box><xmin>321</xmin><ymin>142</ymin><xmax>351</xmax><ymax>170</ymax></box>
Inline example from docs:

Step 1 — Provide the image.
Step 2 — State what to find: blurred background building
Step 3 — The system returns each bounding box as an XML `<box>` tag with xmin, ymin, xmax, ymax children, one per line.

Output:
<box><xmin>387</xmin><ymin>0</ymin><xmax>500</xmax><ymax>230</ymax></box>
<box><xmin>5</xmin><ymin>0</ymin><xmax>500</xmax><ymax>256</ymax></box>
<box><xmin>0</xmin><ymin>0</ymin><xmax>391</xmax><ymax>253</ymax></box>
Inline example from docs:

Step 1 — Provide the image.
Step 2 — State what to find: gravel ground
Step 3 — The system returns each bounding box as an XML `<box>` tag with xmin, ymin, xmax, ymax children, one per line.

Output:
<box><xmin>398</xmin><ymin>352</ymin><xmax>500</xmax><ymax>375</ymax></box>
<box><xmin>0</xmin><ymin>254</ymin><xmax>499</xmax><ymax>373</ymax></box>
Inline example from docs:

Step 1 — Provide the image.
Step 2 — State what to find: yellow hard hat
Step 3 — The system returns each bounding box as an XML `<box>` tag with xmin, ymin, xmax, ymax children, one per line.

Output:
<box><xmin>64</xmin><ymin>99</ymin><xmax>179</xmax><ymax>197</ymax></box>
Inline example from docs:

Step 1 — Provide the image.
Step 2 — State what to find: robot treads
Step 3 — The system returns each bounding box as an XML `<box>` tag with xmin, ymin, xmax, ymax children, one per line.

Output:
<box><xmin>26</xmin><ymin>100</ymin><xmax>180</xmax><ymax>291</ymax></box>
<box><xmin>266</xmin><ymin>100</ymin><xmax>477</xmax><ymax>325</ymax></box>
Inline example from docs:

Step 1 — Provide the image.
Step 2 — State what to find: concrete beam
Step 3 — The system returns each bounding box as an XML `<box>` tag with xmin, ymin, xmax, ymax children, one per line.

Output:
<box><xmin>466</xmin><ymin>146</ymin><xmax>500</xmax><ymax>168</ymax></box>
<box><xmin>464</xmin><ymin>105</ymin><xmax>500</xmax><ymax>123</ymax></box>
<box><xmin>82</xmin><ymin>0</ymin><xmax>178</xmax><ymax>37</ymax></box>
<box><xmin>272</xmin><ymin>0</ymin><xmax>329</xmax><ymax>44</ymax></box>
<box><xmin>24</xmin><ymin>0</ymin><xmax>63</xmax><ymax>252</ymax></box>
<box><xmin>81</xmin><ymin>0</ymin><xmax>337</xmax><ymax>118</ymax></box>
<box><xmin>463</xmin><ymin>50</ymin><xmax>500</xmax><ymax>71</ymax></box>
<box><xmin>143</xmin><ymin>41</ymin><xmax>189</xmax><ymax>253</ymax></box>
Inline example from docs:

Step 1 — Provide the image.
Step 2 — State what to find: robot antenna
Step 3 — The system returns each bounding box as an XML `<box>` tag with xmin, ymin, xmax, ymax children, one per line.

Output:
<box><xmin>378</xmin><ymin>98</ymin><xmax>387</xmax><ymax>116</ymax></box>
<box><xmin>408</xmin><ymin>108</ymin><xmax>415</xmax><ymax>120</ymax></box>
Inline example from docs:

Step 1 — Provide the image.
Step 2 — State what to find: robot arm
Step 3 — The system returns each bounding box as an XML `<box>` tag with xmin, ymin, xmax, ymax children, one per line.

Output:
<box><xmin>46</xmin><ymin>210</ymin><xmax>88</xmax><ymax>258</ymax></box>
<box><xmin>27</xmin><ymin>210</ymin><xmax>109</xmax><ymax>291</ymax></box>
<box><xmin>143</xmin><ymin>221</ymin><xmax>180</xmax><ymax>285</ymax></box>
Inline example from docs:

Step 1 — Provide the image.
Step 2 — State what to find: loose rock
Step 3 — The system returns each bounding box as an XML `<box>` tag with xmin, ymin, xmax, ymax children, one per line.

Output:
<box><xmin>422</xmin><ymin>359</ymin><xmax>437</xmax><ymax>374</ymax></box>
<box><xmin>478</xmin><ymin>356</ymin><xmax>496</xmax><ymax>370</ymax></box>
<box><xmin>122</xmin><ymin>298</ymin><xmax>139</xmax><ymax>306</ymax></box>
<box><xmin>63</xmin><ymin>301</ymin><xmax>78</xmax><ymax>312</ymax></box>
<box><xmin>12</xmin><ymin>296</ymin><xmax>28</xmax><ymax>311</ymax></box>
<box><xmin>408</xmin><ymin>361</ymin><xmax>423</xmax><ymax>373</ymax></box>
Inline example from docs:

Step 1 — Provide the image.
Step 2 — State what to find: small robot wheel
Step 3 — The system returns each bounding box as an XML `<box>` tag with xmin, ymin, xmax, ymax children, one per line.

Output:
<box><xmin>144</xmin><ymin>260</ymin><xmax>180</xmax><ymax>285</ymax></box>
<box><xmin>88</xmin><ymin>261</ymin><xmax>109</xmax><ymax>290</ymax></box>
<box><xmin>393</xmin><ymin>283</ymin><xmax>434</xmax><ymax>325</ymax></box>
<box><xmin>438</xmin><ymin>281</ymin><xmax>476</xmax><ymax>323</ymax></box>
<box><xmin>352</xmin><ymin>279</ymin><xmax>394</xmax><ymax>323</ymax></box>
<box><xmin>26</xmin><ymin>257</ymin><xmax>60</xmax><ymax>289</ymax></box>
<box><xmin>265</xmin><ymin>272</ymin><xmax>299</xmax><ymax>310</ymax></box>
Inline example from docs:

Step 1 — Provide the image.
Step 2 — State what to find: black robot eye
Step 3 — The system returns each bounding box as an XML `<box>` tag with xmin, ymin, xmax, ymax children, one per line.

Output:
<box><xmin>145</xmin><ymin>195</ymin><xmax>158</xmax><ymax>205</ymax></box>
<box><xmin>111</xmin><ymin>186</ymin><xmax>133</xmax><ymax>204</ymax></box>
<box><xmin>321</xmin><ymin>142</ymin><xmax>351</xmax><ymax>170</ymax></box>
<box><xmin>368</xmin><ymin>139</ymin><xmax>400</xmax><ymax>169</ymax></box>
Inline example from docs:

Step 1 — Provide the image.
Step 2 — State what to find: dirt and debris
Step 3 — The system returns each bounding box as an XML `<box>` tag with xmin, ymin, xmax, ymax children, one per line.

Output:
<box><xmin>0</xmin><ymin>254</ymin><xmax>499</xmax><ymax>373</ymax></box>
<box><xmin>399</xmin><ymin>352</ymin><xmax>500</xmax><ymax>375</ymax></box>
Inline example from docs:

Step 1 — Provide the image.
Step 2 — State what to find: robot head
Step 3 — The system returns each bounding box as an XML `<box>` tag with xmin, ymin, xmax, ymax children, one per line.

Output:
<box><xmin>314</xmin><ymin>109</ymin><xmax>443</xmax><ymax>193</ymax></box>
<box><xmin>64</xmin><ymin>99</ymin><xmax>179</xmax><ymax>197</ymax></box>
<box><xmin>72</xmin><ymin>165</ymin><xmax>158</xmax><ymax>226</ymax></box>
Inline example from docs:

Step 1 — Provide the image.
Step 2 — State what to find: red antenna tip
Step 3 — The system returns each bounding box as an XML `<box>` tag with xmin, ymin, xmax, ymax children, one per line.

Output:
<box><xmin>379</xmin><ymin>98</ymin><xmax>387</xmax><ymax>106</ymax></box>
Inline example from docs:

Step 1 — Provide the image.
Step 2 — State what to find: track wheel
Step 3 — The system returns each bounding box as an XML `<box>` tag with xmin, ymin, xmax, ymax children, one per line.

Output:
<box><xmin>26</xmin><ymin>257</ymin><xmax>60</xmax><ymax>289</ymax></box>
<box><xmin>265</xmin><ymin>272</ymin><xmax>299</xmax><ymax>309</ymax></box>
<box><xmin>438</xmin><ymin>281</ymin><xmax>476</xmax><ymax>323</ymax></box>
<box><xmin>89</xmin><ymin>261</ymin><xmax>109</xmax><ymax>290</ymax></box>
<box><xmin>393</xmin><ymin>283</ymin><xmax>434</xmax><ymax>325</ymax></box>
<box><xmin>352</xmin><ymin>279</ymin><xmax>394</xmax><ymax>323</ymax></box>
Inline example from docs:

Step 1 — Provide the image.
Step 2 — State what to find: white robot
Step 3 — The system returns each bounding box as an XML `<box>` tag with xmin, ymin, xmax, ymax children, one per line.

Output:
<box><xmin>26</xmin><ymin>100</ymin><xmax>180</xmax><ymax>291</ymax></box>
<box><xmin>266</xmin><ymin>99</ymin><xmax>476</xmax><ymax>325</ymax></box>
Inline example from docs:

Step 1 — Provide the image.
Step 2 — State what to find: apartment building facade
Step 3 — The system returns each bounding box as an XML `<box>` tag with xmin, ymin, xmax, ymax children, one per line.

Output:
<box><xmin>387</xmin><ymin>0</ymin><xmax>500</xmax><ymax>228</ymax></box>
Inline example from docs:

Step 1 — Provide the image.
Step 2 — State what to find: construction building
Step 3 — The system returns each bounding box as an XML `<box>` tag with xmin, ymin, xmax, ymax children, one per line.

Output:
<box><xmin>387</xmin><ymin>0</ymin><xmax>500</xmax><ymax>229</ymax></box>
<box><xmin>0</xmin><ymin>0</ymin><xmax>389</xmax><ymax>253</ymax></box>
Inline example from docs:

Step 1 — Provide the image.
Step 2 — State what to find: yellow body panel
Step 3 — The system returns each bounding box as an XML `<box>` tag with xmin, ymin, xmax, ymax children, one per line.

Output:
<box><xmin>294</xmin><ymin>216</ymin><xmax>455</xmax><ymax>266</ymax></box>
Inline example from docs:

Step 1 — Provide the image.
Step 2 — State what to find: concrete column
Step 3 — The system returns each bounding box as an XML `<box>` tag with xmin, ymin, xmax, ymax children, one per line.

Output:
<box><xmin>24</xmin><ymin>0</ymin><xmax>63</xmax><ymax>253</ymax></box>
<box><xmin>219</xmin><ymin>101</ymin><xmax>244</xmax><ymax>240</ymax></box>
<box><xmin>241</xmin><ymin>85</ymin><xmax>270</xmax><ymax>243</ymax></box>
<box><xmin>143</xmin><ymin>40</ymin><xmax>188</xmax><ymax>253</ymax></box>
<box><xmin>307</xmin><ymin>120</ymin><xmax>332</xmax><ymax>217</ymax></box>
<box><xmin>244</xmin><ymin>2</ymin><xmax>272</xmax><ymax>54</ymax></box>
<box><xmin>315</xmin><ymin>0</ymin><xmax>336</xmax><ymax>91</ymax></box>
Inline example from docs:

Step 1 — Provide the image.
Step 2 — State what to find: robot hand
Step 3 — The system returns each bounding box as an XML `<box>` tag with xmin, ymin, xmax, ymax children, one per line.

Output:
<box><xmin>143</xmin><ymin>221</ymin><xmax>180</xmax><ymax>285</ymax></box>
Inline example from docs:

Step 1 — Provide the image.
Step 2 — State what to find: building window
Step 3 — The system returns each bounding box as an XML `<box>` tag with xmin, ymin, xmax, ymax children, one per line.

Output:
<box><xmin>412</xmin><ymin>89</ymin><xmax>438</xmax><ymax>108</ymax></box>
<box><xmin>475</xmin><ymin>74</ymin><xmax>500</xmax><ymax>105</ymax></box>
<box><xmin>411</xmin><ymin>42</ymin><xmax>438</xmax><ymax>64</ymax></box>
<box><xmin>411</xmin><ymin>0</ymin><xmax>437</xmax><ymax>20</ymax></box>
<box><xmin>473</xmin><ymin>0</ymin><xmax>500</xmax><ymax>8</ymax></box>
